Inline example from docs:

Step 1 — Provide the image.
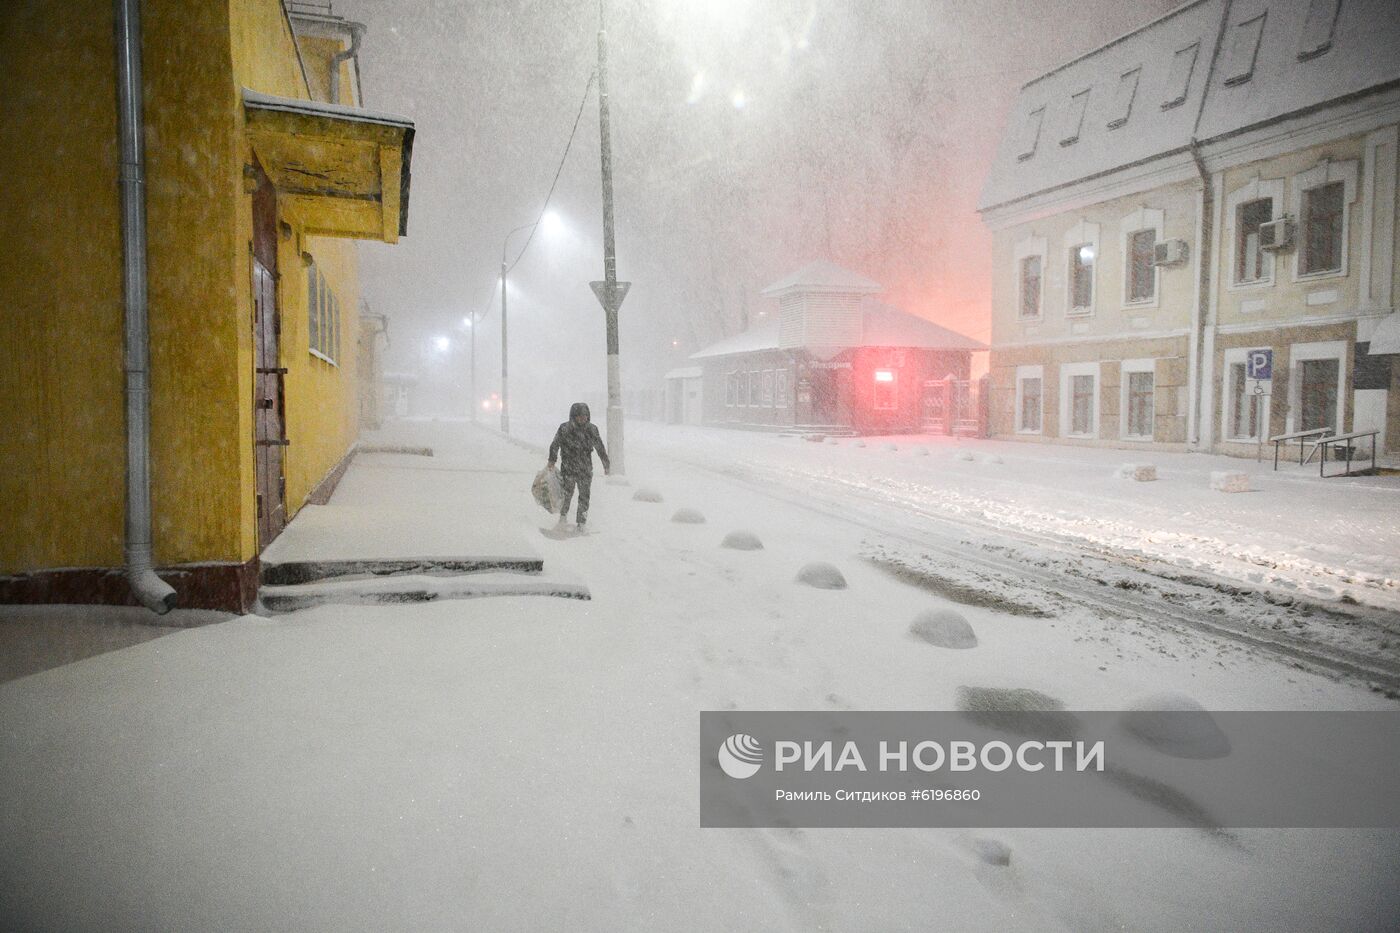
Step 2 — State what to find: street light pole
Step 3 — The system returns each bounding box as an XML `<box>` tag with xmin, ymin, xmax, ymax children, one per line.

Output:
<box><xmin>468</xmin><ymin>312</ymin><xmax>477</xmax><ymax>423</ymax></box>
<box><xmin>499</xmin><ymin>220</ymin><xmax>538</xmax><ymax>437</ymax></box>
<box><xmin>594</xmin><ymin>0</ymin><xmax>628</xmax><ymax>476</ymax></box>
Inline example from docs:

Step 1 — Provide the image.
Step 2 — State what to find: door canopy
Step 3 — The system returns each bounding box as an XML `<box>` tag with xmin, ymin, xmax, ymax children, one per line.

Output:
<box><xmin>241</xmin><ymin>88</ymin><xmax>414</xmax><ymax>242</ymax></box>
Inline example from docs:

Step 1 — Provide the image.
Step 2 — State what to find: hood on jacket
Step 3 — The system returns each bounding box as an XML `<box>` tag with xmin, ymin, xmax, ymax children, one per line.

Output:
<box><xmin>569</xmin><ymin>402</ymin><xmax>591</xmax><ymax>419</ymax></box>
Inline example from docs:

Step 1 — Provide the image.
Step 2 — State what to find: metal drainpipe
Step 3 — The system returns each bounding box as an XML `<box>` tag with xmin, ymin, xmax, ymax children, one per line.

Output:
<box><xmin>115</xmin><ymin>0</ymin><xmax>177</xmax><ymax>613</ymax></box>
<box><xmin>1189</xmin><ymin>139</ymin><xmax>1213</xmax><ymax>449</ymax></box>
<box><xmin>329</xmin><ymin>23</ymin><xmax>365</xmax><ymax>105</ymax></box>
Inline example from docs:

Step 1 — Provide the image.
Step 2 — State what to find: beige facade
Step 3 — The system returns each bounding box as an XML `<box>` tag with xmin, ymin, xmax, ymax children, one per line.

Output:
<box><xmin>980</xmin><ymin>0</ymin><xmax>1400</xmax><ymax>461</ymax></box>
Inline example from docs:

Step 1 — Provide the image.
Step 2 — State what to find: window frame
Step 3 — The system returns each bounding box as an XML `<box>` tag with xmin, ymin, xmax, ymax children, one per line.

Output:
<box><xmin>1290</xmin><ymin>159</ymin><xmax>1358</xmax><ymax>282</ymax></box>
<box><xmin>1015</xmin><ymin>365</ymin><xmax>1043</xmax><ymax>435</ymax></box>
<box><xmin>1062</xmin><ymin>220</ymin><xmax>1099</xmax><ymax>317</ymax></box>
<box><xmin>1220</xmin><ymin>346</ymin><xmax>1273</xmax><ymax>442</ymax></box>
<box><xmin>1161</xmin><ymin>42</ymin><xmax>1199</xmax><ymax>110</ymax></box>
<box><xmin>1286</xmin><ymin>340</ymin><xmax>1347</xmax><ymax>437</ymax></box>
<box><xmin>1225</xmin><ymin>177</ymin><xmax>1285</xmax><ymax>290</ymax></box>
<box><xmin>774</xmin><ymin>369</ymin><xmax>789</xmax><ymax>408</ymax></box>
<box><xmin>1014</xmin><ymin>235</ymin><xmax>1047</xmax><ymax>321</ymax></box>
<box><xmin>1059</xmin><ymin>361</ymin><xmax>1100</xmax><ymax>439</ymax></box>
<box><xmin>1119</xmin><ymin>358</ymin><xmax>1156</xmax><ymax>442</ymax></box>
<box><xmin>1119</xmin><ymin>207</ymin><xmax>1164</xmax><ymax>309</ymax></box>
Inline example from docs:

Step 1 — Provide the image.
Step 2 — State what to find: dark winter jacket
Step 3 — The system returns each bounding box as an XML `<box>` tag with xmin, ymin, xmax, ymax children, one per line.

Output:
<box><xmin>549</xmin><ymin>402</ymin><xmax>610</xmax><ymax>477</ymax></box>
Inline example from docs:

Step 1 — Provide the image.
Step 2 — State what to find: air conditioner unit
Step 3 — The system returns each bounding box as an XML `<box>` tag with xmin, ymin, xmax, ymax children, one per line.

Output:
<box><xmin>1152</xmin><ymin>238</ymin><xmax>1189</xmax><ymax>266</ymax></box>
<box><xmin>1258</xmin><ymin>215</ymin><xmax>1295</xmax><ymax>251</ymax></box>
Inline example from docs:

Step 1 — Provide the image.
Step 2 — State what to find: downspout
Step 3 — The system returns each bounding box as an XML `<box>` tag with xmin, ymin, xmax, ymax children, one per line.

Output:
<box><xmin>329</xmin><ymin>22</ymin><xmax>365</xmax><ymax>105</ymax></box>
<box><xmin>1188</xmin><ymin>139</ymin><xmax>1213</xmax><ymax>448</ymax></box>
<box><xmin>115</xmin><ymin>0</ymin><xmax>177</xmax><ymax>613</ymax></box>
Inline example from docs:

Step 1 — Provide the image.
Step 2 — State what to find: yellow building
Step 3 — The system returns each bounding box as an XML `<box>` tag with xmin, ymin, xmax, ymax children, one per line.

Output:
<box><xmin>0</xmin><ymin>0</ymin><xmax>413</xmax><ymax>611</ymax></box>
<box><xmin>979</xmin><ymin>0</ymin><xmax>1400</xmax><ymax>460</ymax></box>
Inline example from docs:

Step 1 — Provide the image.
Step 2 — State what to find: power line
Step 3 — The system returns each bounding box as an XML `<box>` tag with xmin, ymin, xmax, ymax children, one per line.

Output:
<box><xmin>507</xmin><ymin>69</ymin><xmax>598</xmax><ymax>275</ymax></box>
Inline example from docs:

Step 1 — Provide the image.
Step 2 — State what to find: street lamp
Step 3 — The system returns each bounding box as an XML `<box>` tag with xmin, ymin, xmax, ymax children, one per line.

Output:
<box><xmin>462</xmin><ymin>314</ymin><xmax>477</xmax><ymax>422</ymax></box>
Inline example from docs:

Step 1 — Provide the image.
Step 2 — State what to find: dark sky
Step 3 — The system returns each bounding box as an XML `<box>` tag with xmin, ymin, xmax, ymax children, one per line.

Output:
<box><xmin>335</xmin><ymin>0</ymin><xmax>1181</xmax><ymax>421</ymax></box>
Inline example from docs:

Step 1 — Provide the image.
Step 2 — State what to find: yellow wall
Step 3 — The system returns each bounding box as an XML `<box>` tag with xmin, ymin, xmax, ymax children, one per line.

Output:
<box><xmin>1</xmin><ymin>0</ymin><xmax>371</xmax><ymax>577</ymax></box>
<box><xmin>0</xmin><ymin>0</ymin><xmax>126</xmax><ymax>570</ymax></box>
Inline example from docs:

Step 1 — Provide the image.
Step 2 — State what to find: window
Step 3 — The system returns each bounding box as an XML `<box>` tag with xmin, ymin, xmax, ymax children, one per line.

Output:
<box><xmin>1126</xmin><ymin>229</ymin><xmax>1157</xmax><ymax>303</ymax></box>
<box><xmin>1019</xmin><ymin>255</ymin><xmax>1042</xmax><ymax>319</ymax></box>
<box><xmin>775</xmin><ymin>370</ymin><xmax>789</xmax><ymax>408</ymax></box>
<box><xmin>1069</xmin><ymin>244</ymin><xmax>1094</xmax><ymax>312</ymax></box>
<box><xmin>1016</xmin><ymin>107</ymin><xmax>1045</xmax><ymax>161</ymax></box>
<box><xmin>1222</xmin><ymin>14</ymin><xmax>1267</xmax><ymax>86</ymax></box>
<box><xmin>1236</xmin><ymin>198</ymin><xmax>1273</xmax><ymax>284</ymax></box>
<box><xmin>1126</xmin><ymin>370</ymin><xmax>1155</xmax><ymax>439</ymax></box>
<box><xmin>743</xmin><ymin>372</ymin><xmax>755</xmax><ymax>406</ymax></box>
<box><xmin>307</xmin><ymin>266</ymin><xmax>320</xmax><ymax>352</ymax></box>
<box><xmin>1059</xmin><ymin>89</ymin><xmax>1090</xmax><ymax>146</ymax></box>
<box><xmin>1071</xmin><ymin>375</ymin><xmax>1095</xmax><ymax>435</ymax></box>
<box><xmin>306</xmin><ymin>262</ymin><xmax>340</xmax><ymax>364</ymax></box>
<box><xmin>1062</xmin><ymin>221</ymin><xmax>1098</xmax><ymax>316</ymax></box>
<box><xmin>1300</xmin><ymin>357</ymin><xmax>1339</xmax><ymax>433</ymax></box>
<box><xmin>873</xmin><ymin>370</ymin><xmax>897</xmax><ymax>411</ymax></box>
<box><xmin>1017</xmin><ymin>375</ymin><xmax>1042</xmax><ymax>433</ymax></box>
<box><xmin>1298</xmin><ymin>0</ymin><xmax>1341</xmax><ymax>60</ymax></box>
<box><xmin>1228</xmin><ymin>362</ymin><xmax>1262</xmax><ymax>440</ymax></box>
<box><xmin>1107</xmin><ymin>68</ymin><xmax>1140</xmax><ymax>129</ymax></box>
<box><xmin>1300</xmin><ymin>181</ymin><xmax>1344</xmax><ymax>276</ymax></box>
<box><xmin>760</xmin><ymin>370</ymin><xmax>774</xmax><ymax>406</ymax></box>
<box><xmin>1060</xmin><ymin>363</ymin><xmax>1099</xmax><ymax>438</ymax></box>
<box><xmin>1161</xmin><ymin>43</ymin><xmax>1198</xmax><ymax>109</ymax></box>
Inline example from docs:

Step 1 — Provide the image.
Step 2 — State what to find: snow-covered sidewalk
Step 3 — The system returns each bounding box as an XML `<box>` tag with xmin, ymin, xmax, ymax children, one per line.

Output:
<box><xmin>2</xmin><ymin>418</ymin><xmax>1397</xmax><ymax>931</ymax></box>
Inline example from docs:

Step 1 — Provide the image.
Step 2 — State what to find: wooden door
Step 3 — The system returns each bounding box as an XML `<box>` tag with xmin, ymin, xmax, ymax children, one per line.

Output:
<box><xmin>253</xmin><ymin>258</ymin><xmax>287</xmax><ymax>546</ymax></box>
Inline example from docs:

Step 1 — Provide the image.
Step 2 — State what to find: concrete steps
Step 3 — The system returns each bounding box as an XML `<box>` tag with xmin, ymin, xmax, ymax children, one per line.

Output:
<box><xmin>257</xmin><ymin>570</ymin><xmax>590</xmax><ymax>613</ymax></box>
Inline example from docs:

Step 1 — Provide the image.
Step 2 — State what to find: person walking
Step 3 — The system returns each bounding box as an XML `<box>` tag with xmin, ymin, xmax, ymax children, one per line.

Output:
<box><xmin>547</xmin><ymin>402</ymin><xmax>610</xmax><ymax>531</ymax></box>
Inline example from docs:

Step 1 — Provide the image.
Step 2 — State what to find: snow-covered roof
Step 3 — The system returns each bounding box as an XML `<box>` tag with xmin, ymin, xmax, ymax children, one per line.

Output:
<box><xmin>979</xmin><ymin>0</ymin><xmax>1222</xmax><ymax>213</ymax></box>
<box><xmin>760</xmin><ymin>260</ymin><xmax>882</xmax><ymax>297</ymax></box>
<box><xmin>689</xmin><ymin>303</ymin><xmax>984</xmax><ymax>359</ymax></box>
<box><xmin>862</xmin><ymin>301</ymin><xmax>987</xmax><ymax>351</ymax></box>
<box><xmin>1194</xmin><ymin>0</ymin><xmax>1400</xmax><ymax>142</ymax></box>
<box><xmin>978</xmin><ymin>0</ymin><xmax>1400</xmax><ymax>214</ymax></box>
<box><xmin>242</xmin><ymin>88</ymin><xmax>414</xmax><ymax>131</ymax></box>
<box><xmin>689</xmin><ymin>319</ymin><xmax>781</xmax><ymax>359</ymax></box>
<box><xmin>664</xmin><ymin>366</ymin><xmax>704</xmax><ymax>380</ymax></box>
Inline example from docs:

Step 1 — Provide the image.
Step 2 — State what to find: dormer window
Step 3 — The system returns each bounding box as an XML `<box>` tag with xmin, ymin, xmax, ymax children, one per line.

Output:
<box><xmin>1299</xmin><ymin>0</ymin><xmax>1341</xmax><ymax>60</ymax></box>
<box><xmin>1161</xmin><ymin>43</ymin><xmax>1198</xmax><ymax>109</ymax></box>
<box><xmin>1222</xmin><ymin>14</ymin><xmax>1267</xmax><ymax>86</ymax></box>
<box><xmin>1016</xmin><ymin>107</ymin><xmax>1045</xmax><ymax>161</ymax></box>
<box><xmin>1059</xmin><ymin>89</ymin><xmax>1090</xmax><ymax>146</ymax></box>
<box><xmin>1107</xmin><ymin>68</ymin><xmax>1140</xmax><ymax>129</ymax></box>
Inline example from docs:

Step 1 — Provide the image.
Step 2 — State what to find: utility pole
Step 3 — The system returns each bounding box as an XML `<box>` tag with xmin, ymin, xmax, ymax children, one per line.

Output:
<box><xmin>591</xmin><ymin>0</ymin><xmax>629</xmax><ymax>476</ymax></box>
<box><xmin>469</xmin><ymin>311</ymin><xmax>477</xmax><ymax>423</ymax></box>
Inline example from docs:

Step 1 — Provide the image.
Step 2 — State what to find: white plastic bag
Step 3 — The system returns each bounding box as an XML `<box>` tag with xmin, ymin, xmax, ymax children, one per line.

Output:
<box><xmin>531</xmin><ymin>468</ymin><xmax>563</xmax><ymax>513</ymax></box>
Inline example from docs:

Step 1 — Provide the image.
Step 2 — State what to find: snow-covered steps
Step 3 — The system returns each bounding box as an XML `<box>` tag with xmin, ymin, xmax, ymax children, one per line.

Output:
<box><xmin>257</xmin><ymin>571</ymin><xmax>589</xmax><ymax>613</ymax></box>
<box><xmin>261</xmin><ymin>556</ymin><xmax>544</xmax><ymax>586</ymax></box>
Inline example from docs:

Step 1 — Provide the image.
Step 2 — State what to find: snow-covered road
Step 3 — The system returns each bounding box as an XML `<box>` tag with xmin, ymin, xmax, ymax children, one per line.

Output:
<box><xmin>2</xmin><ymin>419</ymin><xmax>1397</xmax><ymax>931</ymax></box>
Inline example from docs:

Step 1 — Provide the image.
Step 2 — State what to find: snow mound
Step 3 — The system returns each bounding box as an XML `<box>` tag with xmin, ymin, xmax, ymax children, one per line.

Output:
<box><xmin>1116</xmin><ymin>463</ymin><xmax>1157</xmax><ymax>482</ymax></box>
<box><xmin>1122</xmin><ymin>693</ymin><xmax>1232</xmax><ymax>760</ymax></box>
<box><xmin>952</xmin><ymin>449</ymin><xmax>975</xmax><ymax>462</ymax></box>
<box><xmin>671</xmin><ymin>508</ymin><xmax>706</xmax><ymax>524</ymax></box>
<box><xmin>981</xmin><ymin>454</ymin><xmax>1003</xmax><ymax>465</ymax></box>
<box><xmin>851</xmin><ymin>439</ymin><xmax>866</xmax><ymax>448</ymax></box>
<box><xmin>1210</xmin><ymin>471</ymin><xmax>1250</xmax><ymax>493</ymax></box>
<box><xmin>911</xmin><ymin>445</ymin><xmax>929</xmax><ymax>456</ymax></box>
<box><xmin>795</xmin><ymin>561</ymin><xmax>847</xmax><ymax>589</ymax></box>
<box><xmin>968</xmin><ymin>836</ymin><xmax>1012</xmax><ymax>867</ymax></box>
<box><xmin>908</xmin><ymin>609</ymin><xmax>978</xmax><ymax>649</ymax></box>
<box><xmin>721</xmin><ymin>530</ymin><xmax>764</xmax><ymax>551</ymax></box>
<box><xmin>632</xmin><ymin>487</ymin><xmax>664</xmax><ymax>503</ymax></box>
<box><xmin>882</xmin><ymin>442</ymin><xmax>899</xmax><ymax>451</ymax></box>
<box><xmin>824</xmin><ymin>437</ymin><xmax>840</xmax><ymax>446</ymax></box>
<box><xmin>803</xmin><ymin>434</ymin><xmax>826</xmax><ymax>443</ymax></box>
<box><xmin>956</xmin><ymin>686</ymin><xmax>1079</xmax><ymax>739</ymax></box>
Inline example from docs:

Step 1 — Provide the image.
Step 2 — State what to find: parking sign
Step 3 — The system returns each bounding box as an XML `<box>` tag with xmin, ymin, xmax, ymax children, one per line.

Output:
<box><xmin>1247</xmin><ymin>348</ymin><xmax>1272</xmax><ymax>380</ymax></box>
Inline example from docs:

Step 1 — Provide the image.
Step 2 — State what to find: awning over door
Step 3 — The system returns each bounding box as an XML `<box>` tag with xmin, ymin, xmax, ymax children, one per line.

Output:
<box><xmin>241</xmin><ymin>88</ymin><xmax>414</xmax><ymax>242</ymax></box>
